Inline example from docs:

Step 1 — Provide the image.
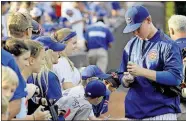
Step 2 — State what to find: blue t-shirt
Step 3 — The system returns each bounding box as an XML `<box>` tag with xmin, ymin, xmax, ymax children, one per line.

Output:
<box><xmin>27</xmin><ymin>71</ymin><xmax>62</xmax><ymax>101</ymax></box>
<box><xmin>85</xmin><ymin>22</ymin><xmax>114</xmax><ymax>50</ymax></box>
<box><xmin>119</xmin><ymin>30</ymin><xmax>183</xmax><ymax>119</ymax></box>
<box><xmin>92</xmin><ymin>89</ymin><xmax>110</xmax><ymax>117</ymax></box>
<box><xmin>2</xmin><ymin>49</ymin><xmax>27</xmax><ymax>101</ymax></box>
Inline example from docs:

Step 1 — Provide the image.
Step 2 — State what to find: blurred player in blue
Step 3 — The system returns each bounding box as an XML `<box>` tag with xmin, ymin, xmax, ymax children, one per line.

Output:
<box><xmin>119</xmin><ymin>6</ymin><xmax>183</xmax><ymax>120</ymax></box>
<box><xmin>81</xmin><ymin>65</ymin><xmax>121</xmax><ymax>119</ymax></box>
<box><xmin>84</xmin><ymin>12</ymin><xmax>114</xmax><ymax>73</ymax></box>
<box><xmin>168</xmin><ymin>14</ymin><xmax>186</xmax><ymax>120</ymax></box>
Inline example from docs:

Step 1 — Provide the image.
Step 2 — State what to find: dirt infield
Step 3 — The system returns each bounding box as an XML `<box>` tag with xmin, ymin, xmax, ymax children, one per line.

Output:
<box><xmin>105</xmin><ymin>91</ymin><xmax>127</xmax><ymax>118</ymax></box>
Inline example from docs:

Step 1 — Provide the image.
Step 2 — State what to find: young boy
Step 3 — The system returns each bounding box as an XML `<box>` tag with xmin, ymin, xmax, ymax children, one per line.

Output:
<box><xmin>81</xmin><ymin>65</ymin><xmax>121</xmax><ymax>119</ymax></box>
<box><xmin>55</xmin><ymin>80</ymin><xmax>106</xmax><ymax>120</ymax></box>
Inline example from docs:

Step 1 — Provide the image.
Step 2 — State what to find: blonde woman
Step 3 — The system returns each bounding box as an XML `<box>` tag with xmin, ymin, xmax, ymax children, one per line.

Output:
<box><xmin>27</xmin><ymin>36</ymin><xmax>65</xmax><ymax>120</ymax></box>
<box><xmin>2</xmin><ymin>66</ymin><xmax>19</xmax><ymax>120</ymax></box>
<box><xmin>4</xmin><ymin>39</ymin><xmax>51</xmax><ymax>120</ymax></box>
<box><xmin>2</xmin><ymin>66</ymin><xmax>19</xmax><ymax>101</ymax></box>
<box><xmin>52</xmin><ymin>28</ymin><xmax>81</xmax><ymax>90</ymax></box>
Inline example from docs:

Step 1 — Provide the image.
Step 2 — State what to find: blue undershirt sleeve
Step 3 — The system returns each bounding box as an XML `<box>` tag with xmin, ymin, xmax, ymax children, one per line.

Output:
<box><xmin>156</xmin><ymin>71</ymin><xmax>180</xmax><ymax>86</ymax></box>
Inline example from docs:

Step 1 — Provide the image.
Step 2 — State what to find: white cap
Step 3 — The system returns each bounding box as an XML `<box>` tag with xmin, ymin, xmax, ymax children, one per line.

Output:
<box><xmin>30</xmin><ymin>7</ymin><xmax>42</xmax><ymax>18</ymax></box>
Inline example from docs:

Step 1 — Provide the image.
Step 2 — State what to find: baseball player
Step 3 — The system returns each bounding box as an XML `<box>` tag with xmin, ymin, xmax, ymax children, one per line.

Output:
<box><xmin>84</xmin><ymin>14</ymin><xmax>114</xmax><ymax>73</ymax></box>
<box><xmin>119</xmin><ymin>6</ymin><xmax>183</xmax><ymax>120</ymax></box>
<box><xmin>81</xmin><ymin>65</ymin><xmax>121</xmax><ymax>119</ymax></box>
<box><xmin>55</xmin><ymin>80</ymin><xmax>106</xmax><ymax>120</ymax></box>
<box><xmin>168</xmin><ymin>14</ymin><xmax>186</xmax><ymax>120</ymax></box>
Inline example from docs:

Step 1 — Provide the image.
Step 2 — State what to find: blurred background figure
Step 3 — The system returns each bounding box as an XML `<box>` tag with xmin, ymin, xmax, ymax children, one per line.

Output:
<box><xmin>84</xmin><ymin>16</ymin><xmax>114</xmax><ymax>72</ymax></box>
<box><xmin>168</xmin><ymin>14</ymin><xmax>186</xmax><ymax>120</ymax></box>
<box><xmin>2</xmin><ymin>1</ymin><xmax>10</xmax><ymax>37</ymax></box>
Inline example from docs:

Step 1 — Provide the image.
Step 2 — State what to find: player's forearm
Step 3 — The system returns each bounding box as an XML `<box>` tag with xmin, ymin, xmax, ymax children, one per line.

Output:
<box><xmin>140</xmin><ymin>68</ymin><xmax>156</xmax><ymax>81</ymax></box>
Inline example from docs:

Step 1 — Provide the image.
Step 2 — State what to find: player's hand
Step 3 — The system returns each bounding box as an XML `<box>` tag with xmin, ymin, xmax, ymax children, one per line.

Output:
<box><xmin>127</xmin><ymin>61</ymin><xmax>144</xmax><ymax>76</ymax></box>
<box><xmin>122</xmin><ymin>72</ymin><xmax>134</xmax><ymax>87</ymax></box>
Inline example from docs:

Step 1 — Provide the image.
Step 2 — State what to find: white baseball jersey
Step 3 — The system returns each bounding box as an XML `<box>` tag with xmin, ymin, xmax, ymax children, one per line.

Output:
<box><xmin>55</xmin><ymin>86</ymin><xmax>92</xmax><ymax>120</ymax></box>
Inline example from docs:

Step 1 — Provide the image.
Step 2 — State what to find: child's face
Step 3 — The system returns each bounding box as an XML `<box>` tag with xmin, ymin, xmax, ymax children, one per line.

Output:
<box><xmin>2</xmin><ymin>82</ymin><xmax>17</xmax><ymax>100</ymax></box>
<box><xmin>103</xmin><ymin>80</ymin><xmax>116</xmax><ymax>92</ymax></box>
<box><xmin>51</xmin><ymin>50</ymin><xmax>60</xmax><ymax>64</ymax></box>
<box><xmin>91</xmin><ymin>96</ymin><xmax>104</xmax><ymax>106</ymax></box>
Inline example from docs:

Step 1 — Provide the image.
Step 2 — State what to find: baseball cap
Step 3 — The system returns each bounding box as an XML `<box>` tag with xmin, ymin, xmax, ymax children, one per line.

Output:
<box><xmin>85</xmin><ymin>80</ymin><xmax>106</xmax><ymax>98</ymax></box>
<box><xmin>123</xmin><ymin>6</ymin><xmax>150</xmax><ymax>33</ymax></box>
<box><xmin>35</xmin><ymin>36</ymin><xmax>66</xmax><ymax>51</ymax></box>
<box><xmin>81</xmin><ymin>65</ymin><xmax>111</xmax><ymax>80</ymax></box>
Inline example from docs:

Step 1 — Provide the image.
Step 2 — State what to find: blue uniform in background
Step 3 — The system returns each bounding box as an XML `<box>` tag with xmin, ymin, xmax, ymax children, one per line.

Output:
<box><xmin>84</xmin><ymin>22</ymin><xmax>114</xmax><ymax>50</ymax></box>
<box><xmin>2</xmin><ymin>49</ymin><xmax>27</xmax><ymax>101</ymax></box>
<box><xmin>119</xmin><ymin>30</ymin><xmax>183</xmax><ymax>119</ymax></box>
<box><xmin>176</xmin><ymin>38</ymin><xmax>186</xmax><ymax>51</ymax></box>
<box><xmin>92</xmin><ymin>89</ymin><xmax>110</xmax><ymax>117</ymax></box>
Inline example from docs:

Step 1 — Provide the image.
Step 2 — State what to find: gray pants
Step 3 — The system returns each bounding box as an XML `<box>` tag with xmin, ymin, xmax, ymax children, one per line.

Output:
<box><xmin>177</xmin><ymin>102</ymin><xmax>186</xmax><ymax>120</ymax></box>
<box><xmin>87</xmin><ymin>48</ymin><xmax>108</xmax><ymax>73</ymax></box>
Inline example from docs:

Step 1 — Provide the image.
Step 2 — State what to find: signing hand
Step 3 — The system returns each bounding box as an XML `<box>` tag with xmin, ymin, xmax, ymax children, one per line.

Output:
<box><xmin>127</xmin><ymin>61</ymin><xmax>144</xmax><ymax>77</ymax></box>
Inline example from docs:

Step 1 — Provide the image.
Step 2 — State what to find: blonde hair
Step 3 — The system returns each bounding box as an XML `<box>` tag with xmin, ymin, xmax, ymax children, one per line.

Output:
<box><xmin>168</xmin><ymin>15</ymin><xmax>186</xmax><ymax>33</ymax></box>
<box><xmin>45</xmin><ymin>49</ymin><xmax>53</xmax><ymax>69</ymax></box>
<box><xmin>52</xmin><ymin>28</ymin><xmax>75</xmax><ymax>71</ymax></box>
<box><xmin>53</xmin><ymin>28</ymin><xmax>73</xmax><ymax>44</ymax></box>
<box><xmin>34</xmin><ymin>49</ymin><xmax>54</xmax><ymax>97</ymax></box>
<box><xmin>2</xmin><ymin>96</ymin><xmax>9</xmax><ymax>114</ymax></box>
<box><xmin>25</xmin><ymin>40</ymin><xmax>44</xmax><ymax>58</ymax></box>
<box><xmin>7</xmin><ymin>12</ymin><xmax>32</xmax><ymax>38</ymax></box>
<box><xmin>2</xmin><ymin>66</ymin><xmax>19</xmax><ymax>87</ymax></box>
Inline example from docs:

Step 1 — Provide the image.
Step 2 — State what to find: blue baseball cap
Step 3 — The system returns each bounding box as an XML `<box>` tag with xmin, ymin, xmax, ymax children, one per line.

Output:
<box><xmin>123</xmin><ymin>6</ymin><xmax>150</xmax><ymax>33</ymax></box>
<box><xmin>35</xmin><ymin>36</ymin><xmax>66</xmax><ymax>51</ymax></box>
<box><xmin>85</xmin><ymin>80</ymin><xmax>106</xmax><ymax>98</ymax></box>
<box><xmin>81</xmin><ymin>65</ymin><xmax>111</xmax><ymax>80</ymax></box>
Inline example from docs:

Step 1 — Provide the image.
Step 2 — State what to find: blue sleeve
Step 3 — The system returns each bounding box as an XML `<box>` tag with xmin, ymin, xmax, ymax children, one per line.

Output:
<box><xmin>106</xmin><ymin>29</ymin><xmax>114</xmax><ymax>43</ymax></box>
<box><xmin>8</xmin><ymin>59</ymin><xmax>27</xmax><ymax>101</ymax></box>
<box><xmin>84</xmin><ymin>30</ymin><xmax>89</xmax><ymax>41</ymax></box>
<box><xmin>100</xmin><ymin>90</ymin><xmax>110</xmax><ymax>114</ymax></box>
<box><xmin>161</xmin><ymin>42</ymin><xmax>183</xmax><ymax>86</ymax></box>
<box><xmin>156</xmin><ymin>71</ymin><xmax>180</xmax><ymax>86</ymax></box>
<box><xmin>118</xmin><ymin>49</ymin><xmax>129</xmax><ymax>87</ymax></box>
<box><xmin>46</xmin><ymin>71</ymin><xmax>62</xmax><ymax>100</ymax></box>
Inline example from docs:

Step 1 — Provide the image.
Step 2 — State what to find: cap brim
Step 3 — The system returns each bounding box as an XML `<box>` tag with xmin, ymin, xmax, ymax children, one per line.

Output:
<box><xmin>50</xmin><ymin>43</ymin><xmax>66</xmax><ymax>51</ymax></box>
<box><xmin>123</xmin><ymin>23</ymin><xmax>142</xmax><ymax>33</ymax></box>
<box><xmin>97</xmin><ymin>74</ymin><xmax>111</xmax><ymax>79</ymax></box>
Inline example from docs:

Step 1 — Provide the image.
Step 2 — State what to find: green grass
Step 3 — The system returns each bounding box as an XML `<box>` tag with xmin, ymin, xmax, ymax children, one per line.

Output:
<box><xmin>165</xmin><ymin>2</ymin><xmax>175</xmax><ymax>34</ymax></box>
